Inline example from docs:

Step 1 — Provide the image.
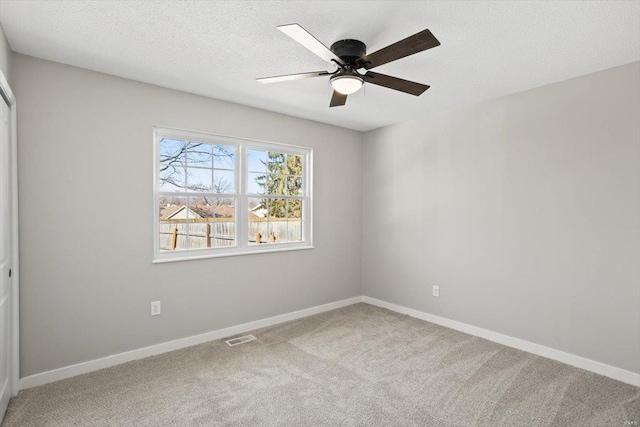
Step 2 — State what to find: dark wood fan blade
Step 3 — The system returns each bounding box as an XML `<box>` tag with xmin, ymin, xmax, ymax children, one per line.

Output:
<box><xmin>330</xmin><ymin>91</ymin><xmax>347</xmax><ymax>107</ymax></box>
<box><xmin>257</xmin><ymin>71</ymin><xmax>330</xmax><ymax>84</ymax></box>
<box><xmin>356</xmin><ymin>29</ymin><xmax>440</xmax><ymax>70</ymax></box>
<box><xmin>363</xmin><ymin>72</ymin><xmax>430</xmax><ymax>96</ymax></box>
<box><xmin>278</xmin><ymin>24</ymin><xmax>344</xmax><ymax>65</ymax></box>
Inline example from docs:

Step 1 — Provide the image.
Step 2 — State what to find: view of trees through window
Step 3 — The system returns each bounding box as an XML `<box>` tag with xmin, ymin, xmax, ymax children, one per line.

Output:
<box><xmin>157</xmin><ymin>136</ymin><xmax>307</xmax><ymax>255</ymax></box>
<box><xmin>157</xmin><ymin>139</ymin><xmax>236</xmax><ymax>251</ymax></box>
<box><xmin>248</xmin><ymin>149</ymin><xmax>303</xmax><ymax>245</ymax></box>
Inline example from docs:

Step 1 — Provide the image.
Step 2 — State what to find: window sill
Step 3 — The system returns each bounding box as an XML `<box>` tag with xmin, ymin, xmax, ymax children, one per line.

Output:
<box><xmin>152</xmin><ymin>245</ymin><xmax>314</xmax><ymax>264</ymax></box>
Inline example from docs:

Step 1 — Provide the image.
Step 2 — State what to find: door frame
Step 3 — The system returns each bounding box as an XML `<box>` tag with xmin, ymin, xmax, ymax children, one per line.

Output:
<box><xmin>0</xmin><ymin>68</ymin><xmax>19</xmax><ymax>397</ymax></box>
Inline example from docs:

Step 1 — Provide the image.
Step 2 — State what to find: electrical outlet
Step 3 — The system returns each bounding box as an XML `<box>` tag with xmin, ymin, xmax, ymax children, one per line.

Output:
<box><xmin>151</xmin><ymin>301</ymin><xmax>161</xmax><ymax>316</ymax></box>
<box><xmin>432</xmin><ymin>286</ymin><xmax>440</xmax><ymax>297</ymax></box>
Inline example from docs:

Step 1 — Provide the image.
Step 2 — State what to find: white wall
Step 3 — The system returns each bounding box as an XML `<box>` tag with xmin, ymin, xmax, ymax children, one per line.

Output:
<box><xmin>12</xmin><ymin>54</ymin><xmax>363</xmax><ymax>377</ymax></box>
<box><xmin>0</xmin><ymin>24</ymin><xmax>11</xmax><ymax>83</ymax></box>
<box><xmin>363</xmin><ymin>62</ymin><xmax>640</xmax><ymax>374</ymax></box>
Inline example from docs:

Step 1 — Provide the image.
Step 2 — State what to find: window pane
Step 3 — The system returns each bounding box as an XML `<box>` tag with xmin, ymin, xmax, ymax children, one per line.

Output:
<box><xmin>213</xmin><ymin>145</ymin><xmax>235</xmax><ymax>169</ymax></box>
<box><xmin>287</xmin><ymin>175</ymin><xmax>302</xmax><ymax>195</ymax></box>
<box><xmin>213</xmin><ymin>169</ymin><xmax>235</xmax><ymax>193</ymax></box>
<box><xmin>286</xmin><ymin>154</ymin><xmax>302</xmax><ymax>175</ymax></box>
<box><xmin>247</xmin><ymin>172</ymin><xmax>267</xmax><ymax>194</ymax></box>
<box><xmin>186</xmin><ymin>141</ymin><xmax>212</xmax><ymax>167</ymax></box>
<box><xmin>248</xmin><ymin>197</ymin><xmax>266</xmax><ymax>218</ymax></box>
<box><xmin>266</xmin><ymin>199</ymin><xmax>287</xmax><ymax>244</ymax></box>
<box><xmin>159</xmin><ymin>138</ymin><xmax>185</xmax><ymax>164</ymax></box>
<box><xmin>251</xmin><ymin>173</ymin><xmax>285</xmax><ymax>195</ymax></box>
<box><xmin>159</xmin><ymin>165</ymin><xmax>186</xmax><ymax>192</ymax></box>
<box><xmin>186</xmin><ymin>167</ymin><xmax>212</xmax><ymax>192</ymax></box>
<box><xmin>267</xmin><ymin>152</ymin><xmax>286</xmax><ymax>170</ymax></box>
<box><xmin>268</xmin><ymin>174</ymin><xmax>286</xmax><ymax>195</ymax></box>
<box><xmin>158</xmin><ymin>197</ymin><xmax>188</xmax><ymax>251</ymax></box>
<box><xmin>248</xmin><ymin>149</ymin><xmax>266</xmax><ymax>172</ymax></box>
<box><xmin>267</xmin><ymin>222</ymin><xmax>280</xmax><ymax>243</ymax></box>
<box><xmin>248</xmin><ymin>197</ymin><xmax>267</xmax><ymax>245</ymax></box>
<box><xmin>185</xmin><ymin>222</ymin><xmax>208</xmax><ymax>249</ymax></box>
<box><xmin>249</xmin><ymin>151</ymin><xmax>303</xmax><ymax>196</ymax></box>
<box><xmin>287</xmin><ymin>199</ymin><xmax>303</xmax><ymax>242</ymax></box>
<box><xmin>266</xmin><ymin>199</ymin><xmax>304</xmax><ymax>244</ymax></box>
<box><xmin>159</xmin><ymin>196</ymin><xmax>187</xmax><ymax>221</ymax></box>
<box><xmin>158</xmin><ymin>223</ymin><xmax>188</xmax><ymax>251</ymax></box>
<box><xmin>287</xmin><ymin>219</ymin><xmax>302</xmax><ymax>242</ymax></box>
<box><xmin>212</xmin><ymin>198</ymin><xmax>235</xmax><ymax>247</ymax></box>
<box><xmin>188</xmin><ymin>197</ymin><xmax>214</xmax><ymax>220</ymax></box>
<box><xmin>288</xmin><ymin>199</ymin><xmax>302</xmax><ymax>219</ymax></box>
<box><xmin>213</xmin><ymin>197</ymin><xmax>235</xmax><ymax>220</ymax></box>
<box><xmin>247</xmin><ymin>198</ymin><xmax>304</xmax><ymax>245</ymax></box>
<box><xmin>183</xmin><ymin>197</ymin><xmax>236</xmax><ymax>248</ymax></box>
<box><xmin>212</xmin><ymin>221</ymin><xmax>235</xmax><ymax>247</ymax></box>
<box><xmin>267</xmin><ymin>198</ymin><xmax>287</xmax><ymax>219</ymax></box>
<box><xmin>214</xmin><ymin>196</ymin><xmax>236</xmax><ymax>209</ymax></box>
<box><xmin>264</xmin><ymin>152</ymin><xmax>287</xmax><ymax>196</ymax></box>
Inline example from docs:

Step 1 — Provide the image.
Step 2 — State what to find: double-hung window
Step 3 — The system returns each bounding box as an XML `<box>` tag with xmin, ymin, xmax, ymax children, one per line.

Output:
<box><xmin>153</xmin><ymin>128</ymin><xmax>312</xmax><ymax>262</ymax></box>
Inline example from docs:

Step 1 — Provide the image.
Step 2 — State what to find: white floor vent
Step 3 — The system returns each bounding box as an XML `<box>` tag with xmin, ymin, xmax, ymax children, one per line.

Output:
<box><xmin>225</xmin><ymin>335</ymin><xmax>257</xmax><ymax>346</ymax></box>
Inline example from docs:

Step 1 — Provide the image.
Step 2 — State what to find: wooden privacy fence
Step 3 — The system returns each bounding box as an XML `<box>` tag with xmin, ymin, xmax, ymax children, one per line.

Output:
<box><xmin>159</xmin><ymin>218</ymin><xmax>301</xmax><ymax>250</ymax></box>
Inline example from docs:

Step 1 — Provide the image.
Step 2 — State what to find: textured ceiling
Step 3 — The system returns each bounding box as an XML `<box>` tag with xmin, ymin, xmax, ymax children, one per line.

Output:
<box><xmin>1</xmin><ymin>1</ymin><xmax>639</xmax><ymax>131</ymax></box>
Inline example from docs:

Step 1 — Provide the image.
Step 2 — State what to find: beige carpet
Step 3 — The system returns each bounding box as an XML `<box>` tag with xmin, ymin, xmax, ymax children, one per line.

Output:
<box><xmin>3</xmin><ymin>303</ymin><xmax>639</xmax><ymax>426</ymax></box>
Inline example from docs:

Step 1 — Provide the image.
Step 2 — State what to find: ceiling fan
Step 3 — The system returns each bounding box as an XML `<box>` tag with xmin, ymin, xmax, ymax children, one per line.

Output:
<box><xmin>257</xmin><ymin>24</ymin><xmax>440</xmax><ymax>107</ymax></box>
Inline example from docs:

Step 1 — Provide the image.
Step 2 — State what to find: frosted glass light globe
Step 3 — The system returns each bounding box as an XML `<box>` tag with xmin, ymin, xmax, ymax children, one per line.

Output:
<box><xmin>330</xmin><ymin>75</ymin><xmax>364</xmax><ymax>95</ymax></box>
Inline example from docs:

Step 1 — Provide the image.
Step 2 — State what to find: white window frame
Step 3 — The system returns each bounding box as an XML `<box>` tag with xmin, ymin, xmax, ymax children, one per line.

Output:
<box><xmin>153</xmin><ymin>127</ymin><xmax>313</xmax><ymax>263</ymax></box>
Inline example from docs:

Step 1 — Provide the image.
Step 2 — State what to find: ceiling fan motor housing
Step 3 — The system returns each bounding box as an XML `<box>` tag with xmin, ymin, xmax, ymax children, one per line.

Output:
<box><xmin>330</xmin><ymin>39</ymin><xmax>366</xmax><ymax>64</ymax></box>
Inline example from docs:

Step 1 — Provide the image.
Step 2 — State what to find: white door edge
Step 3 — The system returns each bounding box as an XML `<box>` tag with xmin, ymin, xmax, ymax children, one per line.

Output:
<box><xmin>0</xmin><ymin>69</ymin><xmax>19</xmax><ymax>401</ymax></box>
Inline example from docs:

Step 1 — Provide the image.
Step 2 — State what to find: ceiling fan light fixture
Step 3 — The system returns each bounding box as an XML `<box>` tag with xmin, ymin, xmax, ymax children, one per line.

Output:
<box><xmin>330</xmin><ymin>74</ymin><xmax>364</xmax><ymax>95</ymax></box>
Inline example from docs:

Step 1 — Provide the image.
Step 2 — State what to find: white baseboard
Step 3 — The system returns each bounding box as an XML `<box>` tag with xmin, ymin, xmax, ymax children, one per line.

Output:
<box><xmin>362</xmin><ymin>296</ymin><xmax>640</xmax><ymax>387</ymax></box>
<box><xmin>19</xmin><ymin>296</ymin><xmax>363</xmax><ymax>390</ymax></box>
<box><xmin>20</xmin><ymin>295</ymin><xmax>639</xmax><ymax>390</ymax></box>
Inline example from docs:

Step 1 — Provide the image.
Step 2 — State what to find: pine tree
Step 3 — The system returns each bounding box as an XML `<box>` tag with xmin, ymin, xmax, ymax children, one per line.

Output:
<box><xmin>256</xmin><ymin>152</ymin><xmax>302</xmax><ymax>218</ymax></box>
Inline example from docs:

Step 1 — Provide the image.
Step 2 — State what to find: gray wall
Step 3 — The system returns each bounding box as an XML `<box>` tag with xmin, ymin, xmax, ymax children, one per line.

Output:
<box><xmin>12</xmin><ymin>54</ymin><xmax>363</xmax><ymax>377</ymax></box>
<box><xmin>0</xmin><ymin>24</ymin><xmax>11</xmax><ymax>83</ymax></box>
<box><xmin>11</xmin><ymin>51</ymin><xmax>639</xmax><ymax>378</ymax></box>
<box><xmin>363</xmin><ymin>62</ymin><xmax>640</xmax><ymax>374</ymax></box>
